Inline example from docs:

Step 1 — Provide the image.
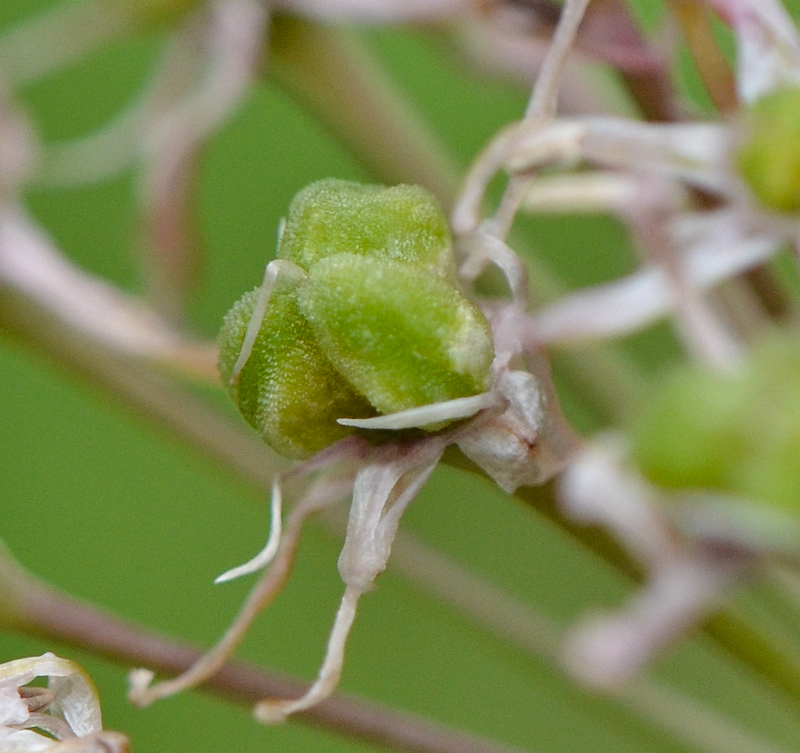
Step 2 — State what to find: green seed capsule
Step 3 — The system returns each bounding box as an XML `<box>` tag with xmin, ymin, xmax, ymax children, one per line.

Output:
<box><xmin>631</xmin><ymin>337</ymin><xmax>800</xmax><ymax>513</ymax></box>
<box><xmin>218</xmin><ymin>180</ymin><xmax>495</xmax><ymax>459</ymax></box>
<box><xmin>736</xmin><ymin>87</ymin><xmax>800</xmax><ymax>213</ymax></box>
<box><xmin>630</xmin><ymin>364</ymin><xmax>748</xmax><ymax>492</ymax></box>
<box><xmin>299</xmin><ymin>253</ymin><xmax>493</xmax><ymax>418</ymax></box>
<box><xmin>218</xmin><ymin>279</ymin><xmax>375</xmax><ymax>460</ymax></box>
<box><xmin>278</xmin><ymin>180</ymin><xmax>454</xmax><ymax>274</ymax></box>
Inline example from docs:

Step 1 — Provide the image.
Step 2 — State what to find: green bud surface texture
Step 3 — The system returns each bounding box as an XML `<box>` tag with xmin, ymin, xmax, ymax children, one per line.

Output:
<box><xmin>279</xmin><ymin>180</ymin><xmax>454</xmax><ymax>273</ymax></box>
<box><xmin>218</xmin><ymin>283</ymin><xmax>375</xmax><ymax>459</ymax></box>
<box><xmin>300</xmin><ymin>253</ymin><xmax>493</xmax><ymax>417</ymax></box>
<box><xmin>218</xmin><ymin>180</ymin><xmax>494</xmax><ymax>458</ymax></box>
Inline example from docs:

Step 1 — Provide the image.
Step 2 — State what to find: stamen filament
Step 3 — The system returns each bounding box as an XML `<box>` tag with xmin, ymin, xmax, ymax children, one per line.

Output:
<box><xmin>254</xmin><ymin>584</ymin><xmax>361</xmax><ymax>724</ymax></box>
<box><xmin>129</xmin><ymin>475</ymin><xmax>351</xmax><ymax>707</ymax></box>
<box><xmin>337</xmin><ymin>392</ymin><xmax>498</xmax><ymax>430</ymax></box>
<box><xmin>229</xmin><ymin>231</ymin><xmax>307</xmax><ymax>386</ymax></box>
<box><xmin>214</xmin><ymin>476</ymin><xmax>284</xmax><ymax>584</ymax></box>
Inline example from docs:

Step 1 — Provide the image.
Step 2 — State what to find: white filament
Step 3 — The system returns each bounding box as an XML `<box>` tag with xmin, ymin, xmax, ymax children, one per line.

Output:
<box><xmin>337</xmin><ymin>392</ymin><xmax>498</xmax><ymax>430</ymax></box>
<box><xmin>215</xmin><ymin>477</ymin><xmax>283</xmax><ymax>584</ymax></box>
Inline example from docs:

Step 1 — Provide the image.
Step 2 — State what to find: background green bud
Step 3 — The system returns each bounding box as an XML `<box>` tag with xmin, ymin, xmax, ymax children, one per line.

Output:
<box><xmin>278</xmin><ymin>179</ymin><xmax>454</xmax><ymax>275</ymax></box>
<box><xmin>630</xmin><ymin>364</ymin><xmax>748</xmax><ymax>492</ymax></box>
<box><xmin>218</xmin><ymin>282</ymin><xmax>375</xmax><ymax>460</ymax></box>
<box><xmin>218</xmin><ymin>180</ymin><xmax>495</xmax><ymax>458</ymax></box>
<box><xmin>736</xmin><ymin>87</ymin><xmax>800</xmax><ymax>213</ymax></box>
<box><xmin>631</xmin><ymin>336</ymin><xmax>800</xmax><ymax>513</ymax></box>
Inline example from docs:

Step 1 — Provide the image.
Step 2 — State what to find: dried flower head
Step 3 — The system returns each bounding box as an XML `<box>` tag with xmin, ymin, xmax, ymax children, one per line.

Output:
<box><xmin>0</xmin><ymin>654</ymin><xmax>128</xmax><ymax>753</ymax></box>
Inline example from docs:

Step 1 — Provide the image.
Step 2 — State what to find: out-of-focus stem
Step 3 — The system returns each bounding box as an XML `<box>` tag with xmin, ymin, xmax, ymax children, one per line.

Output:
<box><xmin>5</xmin><ymin>242</ymin><xmax>800</xmax><ymax>718</ymax></box>
<box><xmin>269</xmin><ymin>15</ymin><xmax>461</xmax><ymax>210</ymax></box>
<box><xmin>665</xmin><ymin>0</ymin><xmax>737</xmax><ymax>112</ymax></box>
<box><xmin>703</xmin><ymin>610</ymin><xmax>800</xmax><ymax>708</ymax></box>
<box><xmin>0</xmin><ymin>0</ymin><xmax>140</xmax><ymax>87</ymax></box>
<box><xmin>621</xmin><ymin>679</ymin><xmax>789</xmax><ymax>753</ymax></box>
<box><xmin>548</xmin><ymin>344</ymin><xmax>647</xmax><ymax>426</ymax></box>
<box><xmin>514</xmin><ymin>480</ymin><xmax>639</xmax><ymax>577</ymax></box>
<box><xmin>138</xmin><ymin>0</ymin><xmax>267</xmax><ymax>323</ymax></box>
<box><xmin>767</xmin><ymin>566</ymin><xmax>800</xmax><ymax>629</ymax></box>
<box><xmin>0</xmin><ymin>545</ymin><xmax>533</xmax><ymax>753</ymax></box>
<box><xmin>515</xmin><ymin>481</ymin><xmax>800</xmax><ymax>711</ymax></box>
<box><xmin>585</xmin><ymin>0</ymin><xmax>681</xmax><ymax>122</ymax></box>
<box><xmin>320</xmin><ymin>508</ymin><xmax>789</xmax><ymax>753</ymax></box>
<box><xmin>0</xmin><ymin>206</ymin><xmax>219</xmax><ymax>382</ymax></box>
<box><xmin>267</xmin><ymin>17</ymin><xmax>648</xmax><ymax>424</ymax></box>
<box><xmin>0</xmin><ymin>284</ymin><xmax>284</xmax><ymax>492</ymax></box>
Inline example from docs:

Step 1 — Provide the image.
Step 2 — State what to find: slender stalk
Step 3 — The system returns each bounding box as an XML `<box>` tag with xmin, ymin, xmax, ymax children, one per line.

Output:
<box><xmin>735</xmin><ymin>577</ymin><xmax>800</xmax><ymax>654</ymax></box>
<box><xmin>8</xmin><ymin>269</ymin><xmax>800</xmax><ymax>716</ymax></box>
<box><xmin>516</xmin><ymin>480</ymin><xmax>800</xmax><ymax>710</ymax></box>
<box><xmin>138</xmin><ymin>0</ymin><xmax>267</xmax><ymax>323</ymax></box>
<box><xmin>324</xmin><ymin>510</ymin><xmax>790</xmax><ymax>753</ymax></box>
<box><xmin>703</xmin><ymin>610</ymin><xmax>800</xmax><ymax>705</ymax></box>
<box><xmin>765</xmin><ymin>566</ymin><xmax>800</xmax><ymax>630</ymax></box>
<box><xmin>0</xmin><ymin>545</ymin><xmax>534</xmax><ymax>753</ymax></box>
<box><xmin>524</xmin><ymin>0</ymin><xmax>592</xmax><ymax>120</ymax></box>
<box><xmin>267</xmin><ymin>16</ymin><xmax>649</xmax><ymax>424</ymax></box>
<box><xmin>486</xmin><ymin>0</ymin><xmax>591</xmax><ymax>243</ymax></box>
<box><xmin>513</xmin><ymin>481</ymin><xmax>639</xmax><ymax>577</ymax></box>
<box><xmin>664</xmin><ymin>0</ymin><xmax>737</xmax><ymax>112</ymax></box>
<box><xmin>0</xmin><ymin>285</ymin><xmax>285</xmax><ymax>492</ymax></box>
<box><xmin>587</xmin><ymin>0</ymin><xmax>682</xmax><ymax>122</ymax></box>
<box><xmin>622</xmin><ymin>679</ymin><xmax>789</xmax><ymax>753</ymax></box>
<box><xmin>0</xmin><ymin>0</ymin><xmax>141</xmax><ymax>87</ymax></box>
<box><xmin>269</xmin><ymin>16</ymin><xmax>460</xmax><ymax>210</ymax></box>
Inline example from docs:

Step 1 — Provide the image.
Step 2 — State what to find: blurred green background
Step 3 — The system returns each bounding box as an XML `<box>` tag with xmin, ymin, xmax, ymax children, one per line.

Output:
<box><xmin>2</xmin><ymin>2</ymin><xmax>800</xmax><ymax>752</ymax></box>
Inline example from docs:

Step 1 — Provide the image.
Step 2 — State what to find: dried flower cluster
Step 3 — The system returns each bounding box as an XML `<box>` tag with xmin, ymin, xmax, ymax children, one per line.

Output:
<box><xmin>0</xmin><ymin>654</ymin><xmax>128</xmax><ymax>753</ymax></box>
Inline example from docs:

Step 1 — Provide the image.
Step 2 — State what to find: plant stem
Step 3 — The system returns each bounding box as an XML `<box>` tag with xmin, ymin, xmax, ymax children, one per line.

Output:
<box><xmin>0</xmin><ymin>285</ymin><xmax>285</xmax><ymax>492</ymax></box>
<box><xmin>515</xmin><ymin>482</ymin><xmax>800</xmax><ymax>713</ymax></box>
<box><xmin>0</xmin><ymin>0</ymin><xmax>141</xmax><ymax>87</ymax></box>
<box><xmin>334</xmin><ymin>510</ymin><xmax>790</xmax><ymax>753</ymax></box>
<box><xmin>269</xmin><ymin>14</ymin><xmax>651</xmax><ymax>425</ymax></box>
<box><xmin>7</xmin><ymin>270</ymin><xmax>800</xmax><ymax>717</ymax></box>
<box><xmin>269</xmin><ymin>16</ymin><xmax>460</xmax><ymax>210</ymax></box>
<box><xmin>665</xmin><ymin>0</ymin><xmax>737</xmax><ymax>112</ymax></box>
<box><xmin>0</xmin><ymin>545</ymin><xmax>534</xmax><ymax>753</ymax></box>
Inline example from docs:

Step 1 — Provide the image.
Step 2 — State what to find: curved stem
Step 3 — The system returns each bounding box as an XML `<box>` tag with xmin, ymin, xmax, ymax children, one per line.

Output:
<box><xmin>0</xmin><ymin>547</ymin><xmax>533</xmax><ymax>753</ymax></box>
<box><xmin>664</xmin><ymin>0</ymin><xmax>737</xmax><ymax>112</ymax></box>
<box><xmin>319</xmin><ymin>507</ymin><xmax>791</xmax><ymax>753</ymax></box>
<box><xmin>129</xmin><ymin>486</ymin><xmax>324</xmax><ymax>707</ymax></box>
<box><xmin>269</xmin><ymin>16</ymin><xmax>460</xmax><ymax>210</ymax></box>
<box><xmin>0</xmin><ymin>0</ymin><xmax>138</xmax><ymax>87</ymax></box>
<box><xmin>514</xmin><ymin>481</ymin><xmax>800</xmax><ymax>711</ymax></box>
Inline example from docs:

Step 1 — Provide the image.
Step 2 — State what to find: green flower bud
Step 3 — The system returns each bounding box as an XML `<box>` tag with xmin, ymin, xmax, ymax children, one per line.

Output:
<box><xmin>279</xmin><ymin>180</ymin><xmax>454</xmax><ymax>274</ymax></box>
<box><xmin>218</xmin><ymin>278</ymin><xmax>375</xmax><ymax>460</ymax></box>
<box><xmin>631</xmin><ymin>337</ymin><xmax>800</xmax><ymax>513</ymax></box>
<box><xmin>736</xmin><ymin>87</ymin><xmax>800</xmax><ymax>213</ymax></box>
<box><xmin>299</xmin><ymin>253</ymin><xmax>493</xmax><ymax>418</ymax></box>
<box><xmin>218</xmin><ymin>180</ymin><xmax>494</xmax><ymax>459</ymax></box>
<box><xmin>630</xmin><ymin>365</ymin><xmax>747</xmax><ymax>492</ymax></box>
